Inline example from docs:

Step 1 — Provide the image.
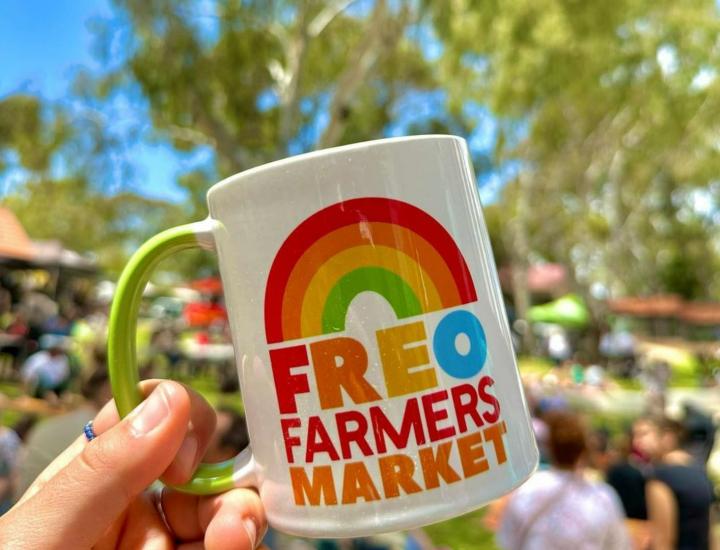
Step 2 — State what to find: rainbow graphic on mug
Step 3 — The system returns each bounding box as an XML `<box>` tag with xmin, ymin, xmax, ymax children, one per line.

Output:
<box><xmin>264</xmin><ymin>197</ymin><xmax>478</xmax><ymax>343</ymax></box>
<box><xmin>265</xmin><ymin>198</ymin><xmax>511</xmax><ymax>507</ymax></box>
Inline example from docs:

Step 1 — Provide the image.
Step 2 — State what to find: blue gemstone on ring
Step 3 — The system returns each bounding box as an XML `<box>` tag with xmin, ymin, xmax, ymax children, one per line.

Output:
<box><xmin>84</xmin><ymin>420</ymin><xmax>96</xmax><ymax>441</ymax></box>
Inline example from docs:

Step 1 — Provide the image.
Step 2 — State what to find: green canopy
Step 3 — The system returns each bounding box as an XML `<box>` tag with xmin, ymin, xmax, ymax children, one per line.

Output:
<box><xmin>528</xmin><ymin>294</ymin><xmax>590</xmax><ymax>328</ymax></box>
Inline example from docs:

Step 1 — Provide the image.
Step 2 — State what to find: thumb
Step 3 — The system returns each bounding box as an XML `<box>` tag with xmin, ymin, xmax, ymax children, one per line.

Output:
<box><xmin>4</xmin><ymin>381</ymin><xmax>191</xmax><ymax>549</ymax></box>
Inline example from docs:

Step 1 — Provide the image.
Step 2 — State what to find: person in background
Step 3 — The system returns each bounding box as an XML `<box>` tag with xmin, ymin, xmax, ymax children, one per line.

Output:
<box><xmin>0</xmin><ymin>415</ymin><xmax>36</xmax><ymax>515</ymax></box>
<box><xmin>682</xmin><ymin>402</ymin><xmax>716</xmax><ymax>467</ymax></box>
<box><xmin>203</xmin><ymin>406</ymin><xmax>250</xmax><ymax>463</ymax></box>
<box><xmin>41</xmin><ymin>304</ymin><xmax>75</xmax><ymax>337</ymax></box>
<box><xmin>523</xmin><ymin>383</ymin><xmax>550</xmax><ymax>467</ymax></box>
<box><xmin>0</xmin><ymin>287</ymin><xmax>13</xmax><ymax>329</ymax></box>
<box><xmin>0</xmin><ymin>415</ymin><xmax>36</xmax><ymax>468</ymax></box>
<box><xmin>0</xmin><ymin>307</ymin><xmax>29</xmax><ymax>378</ymax></box>
<box><xmin>4</xmin><ymin>308</ymin><xmax>29</xmax><ymax>340</ymax></box>
<box><xmin>149</xmin><ymin>322</ymin><xmax>183</xmax><ymax>378</ymax></box>
<box><xmin>584</xmin><ymin>363</ymin><xmax>606</xmax><ymax>388</ymax></box>
<box><xmin>498</xmin><ymin>410</ymin><xmax>630</xmax><ymax>550</ymax></box>
<box><xmin>605</xmin><ymin>432</ymin><xmax>651</xmax><ymax>550</ymax></box>
<box><xmin>586</xmin><ymin>428</ymin><xmax>614</xmax><ymax>477</ymax></box>
<box><xmin>547</xmin><ymin>327</ymin><xmax>571</xmax><ymax>366</ymax></box>
<box><xmin>645</xmin><ymin>418</ymin><xmax>715</xmax><ymax>550</ymax></box>
<box><xmin>606</xmin><ymin>432</ymin><xmax>648</xmax><ymax>519</ymax></box>
<box><xmin>20</xmin><ymin>335</ymin><xmax>71</xmax><ymax>399</ymax></box>
<box><xmin>631</xmin><ymin>416</ymin><xmax>659</xmax><ymax>469</ymax></box>
<box><xmin>18</xmin><ymin>357</ymin><xmax>111</xmax><ymax>495</ymax></box>
<box><xmin>0</xmin><ymin>436</ymin><xmax>17</xmax><ymax>515</ymax></box>
<box><xmin>639</xmin><ymin>360</ymin><xmax>671</xmax><ymax>418</ymax></box>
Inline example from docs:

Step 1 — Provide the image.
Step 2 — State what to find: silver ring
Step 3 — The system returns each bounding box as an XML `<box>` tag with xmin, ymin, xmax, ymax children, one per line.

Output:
<box><xmin>154</xmin><ymin>486</ymin><xmax>176</xmax><ymax>539</ymax></box>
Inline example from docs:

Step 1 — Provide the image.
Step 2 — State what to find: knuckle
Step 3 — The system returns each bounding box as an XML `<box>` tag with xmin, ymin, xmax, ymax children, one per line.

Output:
<box><xmin>75</xmin><ymin>442</ymin><xmax>134</xmax><ymax>507</ymax></box>
<box><xmin>78</xmin><ymin>442</ymin><xmax>116</xmax><ymax>476</ymax></box>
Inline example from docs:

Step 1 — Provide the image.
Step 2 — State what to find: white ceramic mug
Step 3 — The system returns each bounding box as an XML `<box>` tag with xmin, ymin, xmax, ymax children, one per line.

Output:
<box><xmin>108</xmin><ymin>135</ymin><xmax>538</xmax><ymax>538</ymax></box>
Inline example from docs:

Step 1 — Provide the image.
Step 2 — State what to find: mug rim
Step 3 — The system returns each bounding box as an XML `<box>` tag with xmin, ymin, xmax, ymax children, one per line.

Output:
<box><xmin>207</xmin><ymin>134</ymin><xmax>465</xmax><ymax>200</ymax></box>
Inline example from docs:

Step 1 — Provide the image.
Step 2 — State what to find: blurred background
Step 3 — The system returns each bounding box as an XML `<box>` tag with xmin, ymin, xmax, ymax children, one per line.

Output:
<box><xmin>1</xmin><ymin>1</ymin><xmax>719</xmax><ymax>548</ymax></box>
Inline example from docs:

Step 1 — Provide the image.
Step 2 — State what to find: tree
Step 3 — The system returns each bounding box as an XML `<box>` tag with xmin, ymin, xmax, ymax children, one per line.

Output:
<box><xmin>53</xmin><ymin>0</ymin><xmax>494</xmax><ymax>277</ymax></box>
<box><xmin>429</xmin><ymin>0</ymin><xmax>720</xmax><ymax>339</ymax></box>
<box><xmin>0</xmin><ymin>95</ymin><xmax>179</xmax><ymax>275</ymax></box>
<box><xmin>6</xmin><ymin>2</ymin><xmax>486</xmax><ymax>277</ymax></box>
<box><xmin>5</xmin><ymin>1</ymin><xmax>493</xmax><ymax>279</ymax></box>
<box><xmin>10</xmin><ymin>0</ymin><xmax>718</xmax><ymax>303</ymax></box>
<box><xmin>92</xmin><ymin>0</ymin><xmax>441</xmax><ymax>179</ymax></box>
<box><xmin>4</xmin><ymin>178</ymin><xmax>177</xmax><ymax>274</ymax></box>
<box><xmin>0</xmin><ymin>95</ymin><xmax>70</xmax><ymax>176</ymax></box>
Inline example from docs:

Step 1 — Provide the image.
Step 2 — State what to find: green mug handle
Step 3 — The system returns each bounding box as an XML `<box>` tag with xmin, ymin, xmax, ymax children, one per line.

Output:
<box><xmin>108</xmin><ymin>219</ymin><xmax>256</xmax><ymax>495</ymax></box>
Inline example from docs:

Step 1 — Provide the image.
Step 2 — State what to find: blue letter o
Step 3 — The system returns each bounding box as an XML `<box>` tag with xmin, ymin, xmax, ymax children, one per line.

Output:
<box><xmin>433</xmin><ymin>310</ymin><xmax>487</xmax><ymax>379</ymax></box>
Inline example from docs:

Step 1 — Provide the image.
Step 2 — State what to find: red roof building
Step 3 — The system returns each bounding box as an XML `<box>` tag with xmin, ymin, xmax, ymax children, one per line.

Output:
<box><xmin>608</xmin><ymin>294</ymin><xmax>720</xmax><ymax>340</ymax></box>
<box><xmin>0</xmin><ymin>207</ymin><xmax>34</xmax><ymax>262</ymax></box>
<box><xmin>498</xmin><ymin>263</ymin><xmax>569</xmax><ymax>299</ymax></box>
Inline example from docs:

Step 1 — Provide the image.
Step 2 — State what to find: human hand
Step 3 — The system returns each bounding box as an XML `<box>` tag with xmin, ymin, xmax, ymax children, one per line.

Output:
<box><xmin>0</xmin><ymin>380</ymin><xmax>266</xmax><ymax>549</ymax></box>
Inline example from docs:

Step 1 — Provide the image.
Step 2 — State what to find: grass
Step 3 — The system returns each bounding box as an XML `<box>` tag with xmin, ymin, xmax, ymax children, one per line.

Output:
<box><xmin>0</xmin><ymin>409</ymin><xmax>24</xmax><ymax>429</ymax></box>
<box><xmin>612</xmin><ymin>377</ymin><xmax>643</xmax><ymax>390</ymax></box>
<box><xmin>516</xmin><ymin>356</ymin><xmax>554</xmax><ymax>376</ymax></box>
<box><xmin>669</xmin><ymin>372</ymin><xmax>701</xmax><ymax>388</ymax></box>
<box><xmin>424</xmin><ymin>508</ymin><xmax>498</xmax><ymax>550</ymax></box>
<box><xmin>0</xmin><ymin>380</ymin><xmax>31</xmax><ymax>428</ymax></box>
<box><xmin>0</xmin><ymin>381</ymin><xmax>22</xmax><ymax>398</ymax></box>
<box><xmin>516</xmin><ymin>355</ymin><xmax>699</xmax><ymax>389</ymax></box>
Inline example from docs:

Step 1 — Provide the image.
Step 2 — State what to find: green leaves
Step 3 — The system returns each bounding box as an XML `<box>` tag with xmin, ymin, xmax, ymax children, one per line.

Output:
<box><xmin>4</xmin><ymin>0</ymin><xmax>720</xmax><ymax>296</ymax></box>
<box><xmin>431</xmin><ymin>0</ymin><xmax>720</xmax><ymax>300</ymax></box>
<box><xmin>3</xmin><ymin>177</ymin><xmax>179</xmax><ymax>274</ymax></box>
<box><xmin>0</xmin><ymin>95</ymin><xmax>71</xmax><ymax>173</ymax></box>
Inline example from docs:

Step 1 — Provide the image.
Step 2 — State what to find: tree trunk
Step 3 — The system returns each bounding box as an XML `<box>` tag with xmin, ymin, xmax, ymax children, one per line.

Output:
<box><xmin>510</xmin><ymin>172</ymin><xmax>535</xmax><ymax>353</ymax></box>
<box><xmin>317</xmin><ymin>0</ymin><xmax>409</xmax><ymax>149</ymax></box>
<box><xmin>606</xmin><ymin>148</ymin><xmax>626</xmax><ymax>296</ymax></box>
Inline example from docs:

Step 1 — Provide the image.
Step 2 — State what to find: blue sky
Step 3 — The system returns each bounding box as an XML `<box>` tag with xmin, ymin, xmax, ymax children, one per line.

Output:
<box><xmin>0</xmin><ymin>0</ymin><xmax>109</xmax><ymax>98</ymax></box>
<box><xmin>0</xmin><ymin>0</ymin><xmax>193</xmax><ymax>202</ymax></box>
<box><xmin>0</xmin><ymin>1</ymin><xmax>505</xmax><ymax>204</ymax></box>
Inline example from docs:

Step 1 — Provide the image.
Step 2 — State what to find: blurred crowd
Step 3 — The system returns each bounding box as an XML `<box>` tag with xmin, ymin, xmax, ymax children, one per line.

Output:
<box><xmin>0</xmin><ymin>273</ymin><xmax>241</xmax><ymax>512</ymax></box>
<box><xmin>0</xmin><ymin>275</ymin><xmax>437</xmax><ymax>549</ymax></box>
<box><xmin>483</xmin><ymin>385</ymin><xmax>718</xmax><ymax>550</ymax></box>
<box><xmin>0</xmin><ymin>278</ymin><xmax>98</xmax><ymax>402</ymax></box>
<box><xmin>1</xmin><ymin>270</ymin><xmax>719</xmax><ymax>549</ymax></box>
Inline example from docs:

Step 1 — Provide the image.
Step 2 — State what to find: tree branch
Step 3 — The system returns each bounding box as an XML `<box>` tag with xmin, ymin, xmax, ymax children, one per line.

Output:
<box><xmin>192</xmin><ymin>103</ymin><xmax>249</xmax><ymax>171</ymax></box>
<box><xmin>308</xmin><ymin>0</ymin><xmax>359</xmax><ymax>37</ymax></box>
<box><xmin>317</xmin><ymin>0</ymin><xmax>409</xmax><ymax>149</ymax></box>
<box><xmin>510</xmin><ymin>171</ymin><xmax>535</xmax><ymax>352</ymax></box>
<box><xmin>275</xmin><ymin>1</ymin><xmax>359</xmax><ymax>149</ymax></box>
<box><xmin>166</xmin><ymin>124</ymin><xmax>213</xmax><ymax>147</ymax></box>
<box><xmin>277</xmin><ymin>5</ymin><xmax>310</xmax><ymax>148</ymax></box>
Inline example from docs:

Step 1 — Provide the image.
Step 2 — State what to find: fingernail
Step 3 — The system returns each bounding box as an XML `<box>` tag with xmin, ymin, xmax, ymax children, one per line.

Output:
<box><xmin>129</xmin><ymin>384</ymin><xmax>171</xmax><ymax>437</ymax></box>
<box><xmin>242</xmin><ymin>517</ymin><xmax>258</xmax><ymax>549</ymax></box>
<box><xmin>175</xmin><ymin>433</ymin><xmax>199</xmax><ymax>474</ymax></box>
